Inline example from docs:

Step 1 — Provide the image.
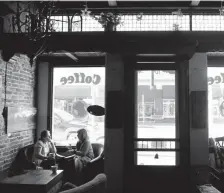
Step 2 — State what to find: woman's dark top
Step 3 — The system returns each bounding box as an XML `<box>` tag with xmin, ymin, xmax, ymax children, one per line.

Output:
<box><xmin>76</xmin><ymin>140</ymin><xmax>94</xmax><ymax>165</ymax></box>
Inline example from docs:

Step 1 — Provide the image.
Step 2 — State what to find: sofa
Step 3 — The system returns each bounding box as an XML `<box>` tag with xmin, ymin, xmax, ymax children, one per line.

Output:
<box><xmin>83</xmin><ymin>150</ymin><xmax>104</xmax><ymax>183</ymax></box>
<box><xmin>8</xmin><ymin>144</ymin><xmax>36</xmax><ymax>176</ymax></box>
<box><xmin>8</xmin><ymin>143</ymin><xmax>104</xmax><ymax>177</ymax></box>
<box><xmin>62</xmin><ymin>143</ymin><xmax>104</xmax><ymax>184</ymax></box>
<box><xmin>59</xmin><ymin>173</ymin><xmax>106</xmax><ymax>193</ymax></box>
<box><xmin>91</xmin><ymin>143</ymin><xmax>104</xmax><ymax>159</ymax></box>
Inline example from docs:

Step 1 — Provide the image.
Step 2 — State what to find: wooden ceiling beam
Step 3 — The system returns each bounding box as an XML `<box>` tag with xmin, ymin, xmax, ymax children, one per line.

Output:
<box><xmin>191</xmin><ymin>0</ymin><xmax>200</xmax><ymax>6</ymax></box>
<box><xmin>1</xmin><ymin>32</ymin><xmax>224</xmax><ymax>56</ymax></box>
<box><xmin>108</xmin><ymin>0</ymin><xmax>117</xmax><ymax>7</ymax></box>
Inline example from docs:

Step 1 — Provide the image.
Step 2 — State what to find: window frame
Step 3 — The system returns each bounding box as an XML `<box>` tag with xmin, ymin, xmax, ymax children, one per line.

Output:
<box><xmin>47</xmin><ymin>56</ymin><xmax>105</xmax><ymax>147</ymax></box>
<box><xmin>134</xmin><ymin>64</ymin><xmax>180</xmax><ymax>166</ymax></box>
<box><xmin>207</xmin><ymin>56</ymin><xmax>224</xmax><ymax>139</ymax></box>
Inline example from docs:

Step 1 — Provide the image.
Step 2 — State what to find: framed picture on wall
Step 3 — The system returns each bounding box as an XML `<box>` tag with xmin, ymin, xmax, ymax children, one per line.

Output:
<box><xmin>7</xmin><ymin>106</ymin><xmax>36</xmax><ymax>133</ymax></box>
<box><xmin>190</xmin><ymin>91</ymin><xmax>207</xmax><ymax>129</ymax></box>
<box><xmin>106</xmin><ymin>90</ymin><xmax>123</xmax><ymax>129</ymax></box>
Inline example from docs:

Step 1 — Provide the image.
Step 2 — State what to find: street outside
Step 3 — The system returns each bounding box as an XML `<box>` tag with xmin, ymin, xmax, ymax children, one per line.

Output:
<box><xmin>137</xmin><ymin>123</ymin><xmax>176</xmax><ymax>165</ymax></box>
<box><xmin>209</xmin><ymin>123</ymin><xmax>224</xmax><ymax>138</ymax></box>
<box><xmin>53</xmin><ymin>120</ymin><xmax>177</xmax><ymax>165</ymax></box>
<box><xmin>137</xmin><ymin>122</ymin><xmax>224</xmax><ymax>166</ymax></box>
<box><xmin>52</xmin><ymin>120</ymin><xmax>224</xmax><ymax>165</ymax></box>
<box><xmin>51</xmin><ymin>67</ymin><xmax>224</xmax><ymax>165</ymax></box>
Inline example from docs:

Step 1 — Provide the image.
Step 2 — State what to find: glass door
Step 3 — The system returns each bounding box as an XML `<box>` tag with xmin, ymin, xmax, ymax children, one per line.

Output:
<box><xmin>135</xmin><ymin>70</ymin><xmax>177</xmax><ymax>166</ymax></box>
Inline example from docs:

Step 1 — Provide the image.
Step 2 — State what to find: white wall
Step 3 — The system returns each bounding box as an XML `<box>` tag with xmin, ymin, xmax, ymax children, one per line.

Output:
<box><xmin>189</xmin><ymin>53</ymin><xmax>208</xmax><ymax>166</ymax></box>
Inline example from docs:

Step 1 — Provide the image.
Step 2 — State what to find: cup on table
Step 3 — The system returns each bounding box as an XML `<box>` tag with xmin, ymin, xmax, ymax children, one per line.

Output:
<box><xmin>32</xmin><ymin>162</ymin><xmax>43</xmax><ymax>170</ymax></box>
<box><xmin>49</xmin><ymin>153</ymin><xmax>55</xmax><ymax>158</ymax></box>
<box><xmin>67</xmin><ymin>144</ymin><xmax>73</xmax><ymax>150</ymax></box>
<box><xmin>51</xmin><ymin>164</ymin><xmax>58</xmax><ymax>174</ymax></box>
<box><xmin>36</xmin><ymin>166</ymin><xmax>43</xmax><ymax>170</ymax></box>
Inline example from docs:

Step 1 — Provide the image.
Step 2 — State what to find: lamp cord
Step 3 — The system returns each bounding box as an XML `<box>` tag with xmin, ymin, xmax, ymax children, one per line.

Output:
<box><xmin>4</xmin><ymin>62</ymin><xmax>8</xmax><ymax>107</ymax></box>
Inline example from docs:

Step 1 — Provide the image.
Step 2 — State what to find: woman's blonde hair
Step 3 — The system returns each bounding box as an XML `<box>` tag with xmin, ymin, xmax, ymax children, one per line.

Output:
<box><xmin>77</xmin><ymin>128</ymin><xmax>88</xmax><ymax>141</ymax></box>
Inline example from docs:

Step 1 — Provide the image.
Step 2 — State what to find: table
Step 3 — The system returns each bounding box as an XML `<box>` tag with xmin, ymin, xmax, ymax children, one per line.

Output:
<box><xmin>58</xmin><ymin>150</ymin><xmax>76</xmax><ymax>159</ymax></box>
<box><xmin>0</xmin><ymin>170</ymin><xmax>63</xmax><ymax>193</ymax></box>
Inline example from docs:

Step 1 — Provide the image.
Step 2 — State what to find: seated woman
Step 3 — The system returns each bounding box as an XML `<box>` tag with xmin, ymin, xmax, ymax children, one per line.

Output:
<box><xmin>73</xmin><ymin>128</ymin><xmax>94</xmax><ymax>172</ymax></box>
<box><xmin>32</xmin><ymin>130</ymin><xmax>62</xmax><ymax>169</ymax></box>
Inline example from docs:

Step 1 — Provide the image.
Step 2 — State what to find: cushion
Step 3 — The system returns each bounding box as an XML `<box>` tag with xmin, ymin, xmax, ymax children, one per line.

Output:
<box><xmin>91</xmin><ymin>143</ymin><xmax>104</xmax><ymax>158</ymax></box>
<box><xmin>24</xmin><ymin>145</ymin><xmax>35</xmax><ymax>162</ymax></box>
<box><xmin>59</xmin><ymin>173</ymin><xmax>106</xmax><ymax>193</ymax></box>
<box><xmin>198</xmin><ymin>184</ymin><xmax>221</xmax><ymax>193</ymax></box>
<box><xmin>8</xmin><ymin>144</ymin><xmax>35</xmax><ymax>176</ymax></box>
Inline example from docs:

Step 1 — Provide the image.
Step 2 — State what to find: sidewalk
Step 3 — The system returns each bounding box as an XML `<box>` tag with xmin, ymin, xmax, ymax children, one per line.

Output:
<box><xmin>138</xmin><ymin>122</ymin><xmax>175</xmax><ymax>128</ymax></box>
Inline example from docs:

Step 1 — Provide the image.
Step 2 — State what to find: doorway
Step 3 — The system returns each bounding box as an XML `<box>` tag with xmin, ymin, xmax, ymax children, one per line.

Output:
<box><xmin>136</xmin><ymin>70</ymin><xmax>176</xmax><ymax>166</ymax></box>
<box><xmin>124</xmin><ymin>59</ymin><xmax>190</xmax><ymax>193</ymax></box>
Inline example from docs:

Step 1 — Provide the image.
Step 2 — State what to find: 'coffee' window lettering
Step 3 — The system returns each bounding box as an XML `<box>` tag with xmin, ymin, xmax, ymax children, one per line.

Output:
<box><xmin>208</xmin><ymin>73</ymin><xmax>224</xmax><ymax>85</ymax></box>
<box><xmin>60</xmin><ymin>73</ymin><xmax>101</xmax><ymax>85</ymax></box>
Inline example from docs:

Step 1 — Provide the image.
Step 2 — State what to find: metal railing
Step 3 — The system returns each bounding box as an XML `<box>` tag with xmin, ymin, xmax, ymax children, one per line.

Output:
<box><xmin>134</xmin><ymin>138</ymin><xmax>180</xmax><ymax>152</ymax></box>
<box><xmin>47</xmin><ymin>14</ymin><xmax>224</xmax><ymax>32</ymax></box>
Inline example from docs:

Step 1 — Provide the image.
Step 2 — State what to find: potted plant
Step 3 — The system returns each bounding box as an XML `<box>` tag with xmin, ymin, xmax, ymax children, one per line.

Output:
<box><xmin>92</xmin><ymin>12</ymin><xmax>122</xmax><ymax>32</ymax></box>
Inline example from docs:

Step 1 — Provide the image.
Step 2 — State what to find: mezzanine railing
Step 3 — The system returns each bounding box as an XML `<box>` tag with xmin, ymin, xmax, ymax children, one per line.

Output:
<box><xmin>48</xmin><ymin>14</ymin><xmax>224</xmax><ymax>32</ymax></box>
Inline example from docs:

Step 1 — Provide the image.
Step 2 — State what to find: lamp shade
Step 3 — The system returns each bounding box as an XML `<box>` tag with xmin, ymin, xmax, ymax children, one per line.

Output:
<box><xmin>87</xmin><ymin>105</ymin><xmax>105</xmax><ymax>116</ymax></box>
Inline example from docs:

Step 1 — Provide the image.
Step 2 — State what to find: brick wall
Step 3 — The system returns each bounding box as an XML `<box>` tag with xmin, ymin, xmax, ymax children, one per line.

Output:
<box><xmin>0</xmin><ymin>52</ymin><xmax>36</xmax><ymax>172</ymax></box>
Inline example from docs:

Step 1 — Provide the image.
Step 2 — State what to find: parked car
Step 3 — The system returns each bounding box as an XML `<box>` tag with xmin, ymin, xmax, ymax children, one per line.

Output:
<box><xmin>53</xmin><ymin>108</ymin><xmax>104</xmax><ymax>145</ymax></box>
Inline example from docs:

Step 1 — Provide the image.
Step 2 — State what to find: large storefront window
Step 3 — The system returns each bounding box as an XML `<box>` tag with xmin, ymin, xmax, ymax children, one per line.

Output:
<box><xmin>136</xmin><ymin>70</ymin><xmax>176</xmax><ymax>166</ymax></box>
<box><xmin>208</xmin><ymin>67</ymin><xmax>224</xmax><ymax>138</ymax></box>
<box><xmin>52</xmin><ymin>67</ymin><xmax>105</xmax><ymax>146</ymax></box>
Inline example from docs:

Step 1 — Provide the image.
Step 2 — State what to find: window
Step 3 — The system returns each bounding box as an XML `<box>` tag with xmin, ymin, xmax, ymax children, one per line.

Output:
<box><xmin>117</xmin><ymin>15</ymin><xmax>190</xmax><ymax>31</ymax></box>
<box><xmin>163</xmin><ymin>99</ymin><xmax>175</xmax><ymax>118</ymax></box>
<box><xmin>16</xmin><ymin>12</ymin><xmax>224</xmax><ymax>33</ymax></box>
<box><xmin>47</xmin><ymin>14</ymin><xmax>224</xmax><ymax>32</ymax></box>
<box><xmin>135</xmin><ymin>70</ymin><xmax>178</xmax><ymax>166</ymax></box>
<box><xmin>82</xmin><ymin>16</ymin><xmax>104</xmax><ymax>31</ymax></box>
<box><xmin>208</xmin><ymin>67</ymin><xmax>224</xmax><ymax>138</ymax></box>
<box><xmin>50</xmin><ymin>16</ymin><xmax>68</xmax><ymax>32</ymax></box>
<box><xmin>51</xmin><ymin>67</ymin><xmax>105</xmax><ymax>146</ymax></box>
<box><xmin>192</xmin><ymin>15</ymin><xmax>224</xmax><ymax>31</ymax></box>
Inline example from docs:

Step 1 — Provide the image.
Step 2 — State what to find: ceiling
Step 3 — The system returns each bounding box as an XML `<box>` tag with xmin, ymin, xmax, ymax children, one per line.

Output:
<box><xmin>0</xmin><ymin>1</ymin><xmax>221</xmax><ymax>16</ymax></box>
<box><xmin>45</xmin><ymin>1</ymin><xmax>223</xmax><ymax>15</ymax></box>
<box><xmin>53</xmin><ymin>1</ymin><xmax>222</xmax><ymax>10</ymax></box>
<box><xmin>0</xmin><ymin>1</ymin><xmax>223</xmax><ymax>60</ymax></box>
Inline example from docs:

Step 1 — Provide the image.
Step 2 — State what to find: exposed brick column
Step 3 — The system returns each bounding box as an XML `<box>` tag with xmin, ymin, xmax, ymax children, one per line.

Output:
<box><xmin>0</xmin><ymin>52</ymin><xmax>36</xmax><ymax>172</ymax></box>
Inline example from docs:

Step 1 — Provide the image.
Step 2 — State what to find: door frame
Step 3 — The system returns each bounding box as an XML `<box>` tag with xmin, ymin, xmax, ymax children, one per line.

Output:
<box><xmin>123</xmin><ymin>58</ymin><xmax>190</xmax><ymax>193</ymax></box>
